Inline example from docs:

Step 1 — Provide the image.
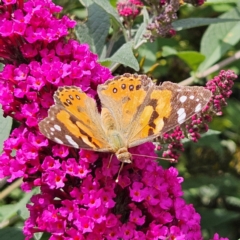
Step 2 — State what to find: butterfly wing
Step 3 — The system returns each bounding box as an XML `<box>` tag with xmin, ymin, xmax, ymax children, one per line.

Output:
<box><xmin>97</xmin><ymin>74</ymin><xmax>212</xmax><ymax>148</ymax></box>
<box><xmin>97</xmin><ymin>74</ymin><xmax>155</xmax><ymax>138</ymax></box>
<box><xmin>39</xmin><ymin>86</ymin><xmax>112</xmax><ymax>151</ymax></box>
<box><xmin>155</xmin><ymin>81</ymin><xmax>212</xmax><ymax>135</ymax></box>
<box><xmin>127</xmin><ymin>81</ymin><xmax>212</xmax><ymax>147</ymax></box>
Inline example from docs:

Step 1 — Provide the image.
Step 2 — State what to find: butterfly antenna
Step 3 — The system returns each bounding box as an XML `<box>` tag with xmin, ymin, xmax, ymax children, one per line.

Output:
<box><xmin>131</xmin><ymin>153</ymin><xmax>177</xmax><ymax>162</ymax></box>
<box><xmin>115</xmin><ymin>162</ymin><xmax>124</xmax><ymax>183</ymax></box>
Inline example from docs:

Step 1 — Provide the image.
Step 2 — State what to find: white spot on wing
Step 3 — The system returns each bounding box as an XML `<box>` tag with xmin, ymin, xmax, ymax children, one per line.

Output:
<box><xmin>54</xmin><ymin>125</ymin><xmax>61</xmax><ymax>131</ymax></box>
<box><xmin>54</xmin><ymin>137</ymin><xmax>64</xmax><ymax>144</ymax></box>
<box><xmin>50</xmin><ymin>127</ymin><xmax>55</xmax><ymax>131</ymax></box>
<box><xmin>195</xmin><ymin>103</ymin><xmax>202</xmax><ymax>113</ymax></box>
<box><xmin>177</xmin><ymin>108</ymin><xmax>186</xmax><ymax>124</ymax></box>
<box><xmin>65</xmin><ymin>135</ymin><xmax>79</xmax><ymax>148</ymax></box>
<box><xmin>179</xmin><ymin>96</ymin><xmax>187</xmax><ymax>103</ymax></box>
<box><xmin>189</xmin><ymin>95</ymin><xmax>194</xmax><ymax>100</ymax></box>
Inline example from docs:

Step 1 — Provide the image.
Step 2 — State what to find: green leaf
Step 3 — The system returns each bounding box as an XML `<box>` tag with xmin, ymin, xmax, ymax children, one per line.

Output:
<box><xmin>200</xmin><ymin>129</ymin><xmax>221</xmax><ymax>137</ymax></box>
<box><xmin>134</xmin><ymin>7</ymin><xmax>149</xmax><ymax>48</ymax></box>
<box><xmin>75</xmin><ymin>2</ymin><xmax>110</xmax><ymax>56</ymax></box>
<box><xmin>0</xmin><ymin>106</ymin><xmax>12</xmax><ymax>152</ymax></box>
<box><xmin>199</xmin><ymin>6</ymin><xmax>240</xmax><ymax>71</ymax></box>
<box><xmin>162</xmin><ymin>46</ymin><xmax>177</xmax><ymax>56</ymax></box>
<box><xmin>79</xmin><ymin>0</ymin><xmax>92</xmax><ymax>7</ymax></box>
<box><xmin>102</xmin><ymin>42</ymin><xmax>139</xmax><ymax>71</ymax></box>
<box><xmin>0</xmin><ymin>228</ymin><xmax>24</xmax><ymax>240</ymax></box>
<box><xmin>79</xmin><ymin>0</ymin><xmax>88</xmax><ymax>7</ymax></box>
<box><xmin>34</xmin><ymin>233</ymin><xmax>51</xmax><ymax>240</ymax></box>
<box><xmin>173</xmin><ymin>17</ymin><xmax>240</xmax><ymax>31</ymax></box>
<box><xmin>75</xmin><ymin>22</ymin><xmax>92</xmax><ymax>46</ymax></box>
<box><xmin>162</xmin><ymin>48</ymin><xmax>205</xmax><ymax>71</ymax></box>
<box><xmin>18</xmin><ymin>188</ymin><xmax>39</xmax><ymax>220</ymax></box>
<box><xmin>0</xmin><ymin>204</ymin><xmax>15</xmax><ymax>221</ymax></box>
<box><xmin>33</xmin><ymin>232</ymin><xmax>44</xmax><ymax>240</ymax></box>
<box><xmin>71</xmin><ymin>8</ymin><xmax>88</xmax><ymax>19</ymax></box>
<box><xmin>0</xmin><ymin>189</ymin><xmax>37</xmax><ymax>223</ymax></box>
<box><xmin>0</xmin><ymin>193</ymin><xmax>32</xmax><ymax>222</ymax></box>
<box><xmin>92</xmin><ymin>0</ymin><xmax>124</xmax><ymax>29</ymax></box>
<box><xmin>177</xmin><ymin>51</ymin><xmax>206</xmax><ymax>71</ymax></box>
<box><xmin>225</xmin><ymin>196</ymin><xmax>240</xmax><ymax>208</ymax></box>
<box><xmin>99</xmin><ymin>59</ymin><xmax>111</xmax><ymax>68</ymax></box>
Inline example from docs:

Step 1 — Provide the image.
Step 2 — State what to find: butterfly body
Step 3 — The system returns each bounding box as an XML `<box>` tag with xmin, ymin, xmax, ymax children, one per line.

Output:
<box><xmin>103</xmin><ymin>127</ymin><xmax>132</xmax><ymax>163</ymax></box>
<box><xmin>39</xmin><ymin>74</ymin><xmax>212</xmax><ymax>162</ymax></box>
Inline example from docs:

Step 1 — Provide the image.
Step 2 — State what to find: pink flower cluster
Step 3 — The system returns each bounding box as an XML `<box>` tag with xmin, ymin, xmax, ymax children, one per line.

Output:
<box><xmin>117</xmin><ymin>0</ymin><xmax>143</xmax><ymax>19</ymax></box>
<box><xmin>206</xmin><ymin>70</ymin><xmax>236</xmax><ymax>116</ymax></box>
<box><xmin>0</xmin><ymin>0</ymin><xmax>75</xmax><ymax>63</ymax></box>
<box><xmin>144</xmin><ymin>0</ymin><xmax>179</xmax><ymax>41</ymax></box>
<box><xmin>23</xmin><ymin>143</ymin><xmax>204</xmax><ymax>239</ymax></box>
<box><xmin>0</xmin><ymin>0</ymin><xmax>111</xmax><ymax>186</ymax></box>
<box><xmin>116</xmin><ymin>0</ymin><xmax>206</xmax><ymax>41</ymax></box>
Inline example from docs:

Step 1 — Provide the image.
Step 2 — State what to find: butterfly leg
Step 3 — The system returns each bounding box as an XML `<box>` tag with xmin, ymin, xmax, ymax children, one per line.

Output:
<box><xmin>115</xmin><ymin>161</ymin><xmax>124</xmax><ymax>183</ymax></box>
<box><xmin>107</xmin><ymin>154</ymin><xmax>114</xmax><ymax>168</ymax></box>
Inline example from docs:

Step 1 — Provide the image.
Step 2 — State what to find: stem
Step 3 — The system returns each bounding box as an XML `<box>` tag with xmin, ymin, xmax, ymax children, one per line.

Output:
<box><xmin>106</xmin><ymin>31</ymin><xmax>121</xmax><ymax>58</ymax></box>
<box><xmin>0</xmin><ymin>178</ymin><xmax>22</xmax><ymax>200</ymax></box>
<box><xmin>110</xmin><ymin>62</ymin><xmax>121</xmax><ymax>73</ymax></box>
<box><xmin>134</xmin><ymin>39</ymin><xmax>147</xmax><ymax>49</ymax></box>
<box><xmin>179</xmin><ymin>50</ymin><xmax>240</xmax><ymax>86</ymax></box>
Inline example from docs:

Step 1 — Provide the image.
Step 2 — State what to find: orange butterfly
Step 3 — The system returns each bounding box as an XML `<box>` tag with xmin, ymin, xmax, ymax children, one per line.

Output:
<box><xmin>39</xmin><ymin>74</ymin><xmax>212</xmax><ymax>163</ymax></box>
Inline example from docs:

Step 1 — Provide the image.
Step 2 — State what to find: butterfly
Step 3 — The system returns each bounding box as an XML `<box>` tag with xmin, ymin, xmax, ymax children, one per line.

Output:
<box><xmin>39</xmin><ymin>73</ymin><xmax>212</xmax><ymax>163</ymax></box>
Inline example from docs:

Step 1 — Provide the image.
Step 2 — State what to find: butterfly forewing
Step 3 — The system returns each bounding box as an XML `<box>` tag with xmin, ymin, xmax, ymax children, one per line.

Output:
<box><xmin>97</xmin><ymin>74</ymin><xmax>154</xmax><ymax>135</ymax></box>
<box><xmin>39</xmin><ymin>87</ymin><xmax>111</xmax><ymax>151</ymax></box>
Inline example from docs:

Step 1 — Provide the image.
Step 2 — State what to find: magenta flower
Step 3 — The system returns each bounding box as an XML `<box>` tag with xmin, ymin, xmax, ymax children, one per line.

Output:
<box><xmin>211</xmin><ymin>233</ymin><xmax>229</xmax><ymax>240</ymax></box>
<box><xmin>129</xmin><ymin>182</ymin><xmax>147</xmax><ymax>202</ymax></box>
<box><xmin>129</xmin><ymin>207</ymin><xmax>145</xmax><ymax>225</ymax></box>
<box><xmin>117</xmin><ymin>0</ymin><xmax>143</xmax><ymax>19</ymax></box>
<box><xmin>0</xmin><ymin>0</ymin><xmax>111</xmax><ymax>186</ymax></box>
